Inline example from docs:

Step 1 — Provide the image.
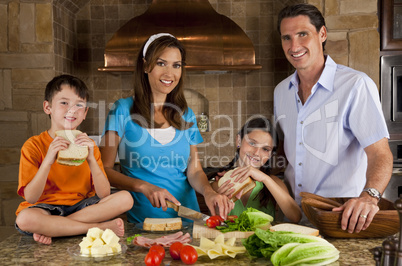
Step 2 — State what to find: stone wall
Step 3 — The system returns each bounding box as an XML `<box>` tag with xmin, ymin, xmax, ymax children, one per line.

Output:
<box><xmin>0</xmin><ymin>0</ymin><xmax>380</xmax><ymax>238</ymax></box>
<box><xmin>0</xmin><ymin>1</ymin><xmax>55</xmax><ymax>238</ymax></box>
<box><xmin>309</xmin><ymin>0</ymin><xmax>380</xmax><ymax>86</ymax></box>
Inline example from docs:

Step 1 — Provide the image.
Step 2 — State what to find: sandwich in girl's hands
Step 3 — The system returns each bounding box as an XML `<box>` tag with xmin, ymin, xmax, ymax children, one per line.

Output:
<box><xmin>217</xmin><ymin>168</ymin><xmax>256</xmax><ymax>202</ymax></box>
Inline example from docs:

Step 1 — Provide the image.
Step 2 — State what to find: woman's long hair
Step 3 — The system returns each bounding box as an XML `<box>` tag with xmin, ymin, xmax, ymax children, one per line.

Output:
<box><xmin>131</xmin><ymin>35</ymin><xmax>192</xmax><ymax>129</ymax></box>
<box><xmin>218</xmin><ymin>117</ymin><xmax>276</xmax><ymax>208</ymax></box>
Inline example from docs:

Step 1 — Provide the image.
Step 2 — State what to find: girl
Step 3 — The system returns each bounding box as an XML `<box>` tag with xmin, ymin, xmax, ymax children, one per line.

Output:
<box><xmin>212</xmin><ymin>117</ymin><xmax>301</xmax><ymax>223</ymax></box>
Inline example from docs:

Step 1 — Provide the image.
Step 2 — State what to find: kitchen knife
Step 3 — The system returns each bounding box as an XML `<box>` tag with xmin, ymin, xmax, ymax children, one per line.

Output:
<box><xmin>166</xmin><ymin>201</ymin><xmax>210</xmax><ymax>224</ymax></box>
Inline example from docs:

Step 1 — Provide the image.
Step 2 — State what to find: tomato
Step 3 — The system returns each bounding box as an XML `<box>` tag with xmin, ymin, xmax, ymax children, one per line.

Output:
<box><xmin>206</xmin><ymin>217</ymin><xmax>219</xmax><ymax>228</ymax></box>
<box><xmin>180</xmin><ymin>245</ymin><xmax>198</xmax><ymax>265</ymax></box>
<box><xmin>169</xmin><ymin>241</ymin><xmax>184</xmax><ymax>260</ymax></box>
<box><xmin>227</xmin><ymin>215</ymin><xmax>238</xmax><ymax>223</ymax></box>
<box><xmin>149</xmin><ymin>245</ymin><xmax>165</xmax><ymax>259</ymax></box>
<box><xmin>213</xmin><ymin>215</ymin><xmax>224</xmax><ymax>222</ymax></box>
<box><xmin>144</xmin><ymin>250</ymin><xmax>162</xmax><ymax>266</ymax></box>
<box><xmin>206</xmin><ymin>215</ymin><xmax>222</xmax><ymax>228</ymax></box>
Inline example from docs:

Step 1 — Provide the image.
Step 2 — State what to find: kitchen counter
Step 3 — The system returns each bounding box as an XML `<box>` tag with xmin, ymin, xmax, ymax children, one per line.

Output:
<box><xmin>0</xmin><ymin>222</ymin><xmax>387</xmax><ymax>265</ymax></box>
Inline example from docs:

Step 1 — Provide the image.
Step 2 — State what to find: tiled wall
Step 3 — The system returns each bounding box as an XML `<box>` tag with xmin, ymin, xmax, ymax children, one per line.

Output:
<box><xmin>0</xmin><ymin>0</ymin><xmax>380</xmax><ymax>234</ymax></box>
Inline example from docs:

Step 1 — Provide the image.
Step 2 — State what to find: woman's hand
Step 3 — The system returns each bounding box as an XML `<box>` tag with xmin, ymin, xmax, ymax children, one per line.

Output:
<box><xmin>140</xmin><ymin>182</ymin><xmax>181</xmax><ymax>211</ymax></box>
<box><xmin>203</xmin><ymin>190</ymin><xmax>234</xmax><ymax>220</ymax></box>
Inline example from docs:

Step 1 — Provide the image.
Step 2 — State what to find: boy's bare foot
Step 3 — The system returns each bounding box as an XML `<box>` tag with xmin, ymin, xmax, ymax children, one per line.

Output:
<box><xmin>100</xmin><ymin>218</ymin><xmax>125</xmax><ymax>237</ymax></box>
<box><xmin>33</xmin><ymin>233</ymin><xmax>52</xmax><ymax>245</ymax></box>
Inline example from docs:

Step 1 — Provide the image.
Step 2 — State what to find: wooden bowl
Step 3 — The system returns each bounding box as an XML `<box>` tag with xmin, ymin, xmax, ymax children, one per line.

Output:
<box><xmin>302</xmin><ymin>197</ymin><xmax>400</xmax><ymax>238</ymax></box>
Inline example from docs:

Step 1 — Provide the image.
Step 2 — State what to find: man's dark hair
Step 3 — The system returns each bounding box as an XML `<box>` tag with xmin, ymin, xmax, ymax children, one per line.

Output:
<box><xmin>277</xmin><ymin>3</ymin><xmax>326</xmax><ymax>49</ymax></box>
<box><xmin>45</xmin><ymin>74</ymin><xmax>89</xmax><ymax>103</ymax></box>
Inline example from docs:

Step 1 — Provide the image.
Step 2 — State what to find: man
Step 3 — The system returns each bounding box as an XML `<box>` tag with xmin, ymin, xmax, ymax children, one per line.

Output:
<box><xmin>274</xmin><ymin>4</ymin><xmax>393</xmax><ymax>234</ymax></box>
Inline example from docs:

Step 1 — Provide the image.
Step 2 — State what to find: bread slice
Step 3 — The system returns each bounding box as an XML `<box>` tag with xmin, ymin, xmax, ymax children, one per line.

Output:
<box><xmin>143</xmin><ymin>218</ymin><xmax>182</xmax><ymax>231</ymax></box>
<box><xmin>55</xmin><ymin>130</ymin><xmax>88</xmax><ymax>166</ymax></box>
<box><xmin>217</xmin><ymin>168</ymin><xmax>256</xmax><ymax>202</ymax></box>
<box><xmin>270</xmin><ymin>223</ymin><xmax>319</xmax><ymax>236</ymax></box>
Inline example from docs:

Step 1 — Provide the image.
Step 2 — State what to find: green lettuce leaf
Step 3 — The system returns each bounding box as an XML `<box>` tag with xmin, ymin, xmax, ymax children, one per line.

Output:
<box><xmin>72</xmin><ymin>159</ymin><xmax>85</xmax><ymax>163</ymax></box>
<box><xmin>242</xmin><ymin>228</ymin><xmax>327</xmax><ymax>259</ymax></box>
<box><xmin>271</xmin><ymin>242</ymin><xmax>340</xmax><ymax>266</ymax></box>
<box><xmin>217</xmin><ymin>207</ymin><xmax>273</xmax><ymax>233</ymax></box>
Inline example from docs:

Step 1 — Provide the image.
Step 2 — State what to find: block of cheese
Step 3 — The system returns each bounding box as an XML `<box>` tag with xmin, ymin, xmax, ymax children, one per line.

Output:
<box><xmin>87</xmin><ymin>227</ymin><xmax>104</xmax><ymax>240</ymax></box>
<box><xmin>79</xmin><ymin>236</ymin><xmax>93</xmax><ymax>249</ymax></box>
<box><xmin>102</xmin><ymin>228</ymin><xmax>120</xmax><ymax>246</ymax></box>
<box><xmin>110</xmin><ymin>243</ymin><xmax>122</xmax><ymax>253</ymax></box>
<box><xmin>143</xmin><ymin>217</ymin><xmax>182</xmax><ymax>231</ymax></box>
<box><xmin>91</xmin><ymin>245</ymin><xmax>113</xmax><ymax>256</ymax></box>
<box><xmin>79</xmin><ymin>227</ymin><xmax>122</xmax><ymax>256</ymax></box>
<box><xmin>91</xmin><ymin>237</ymin><xmax>105</xmax><ymax>247</ymax></box>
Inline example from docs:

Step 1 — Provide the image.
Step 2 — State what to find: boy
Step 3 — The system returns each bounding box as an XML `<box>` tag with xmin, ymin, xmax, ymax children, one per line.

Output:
<box><xmin>15</xmin><ymin>75</ymin><xmax>133</xmax><ymax>245</ymax></box>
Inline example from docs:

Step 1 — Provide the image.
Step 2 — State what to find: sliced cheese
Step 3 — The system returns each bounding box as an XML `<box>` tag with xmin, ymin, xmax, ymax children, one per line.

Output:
<box><xmin>191</xmin><ymin>235</ymin><xmax>246</xmax><ymax>259</ymax></box>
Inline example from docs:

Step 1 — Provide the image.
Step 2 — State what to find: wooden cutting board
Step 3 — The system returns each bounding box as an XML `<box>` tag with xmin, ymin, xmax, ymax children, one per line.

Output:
<box><xmin>192</xmin><ymin>223</ymin><xmax>255</xmax><ymax>239</ymax></box>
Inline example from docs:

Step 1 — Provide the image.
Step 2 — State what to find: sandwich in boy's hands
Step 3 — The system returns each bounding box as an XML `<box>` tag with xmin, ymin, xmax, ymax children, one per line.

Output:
<box><xmin>55</xmin><ymin>130</ymin><xmax>95</xmax><ymax>166</ymax></box>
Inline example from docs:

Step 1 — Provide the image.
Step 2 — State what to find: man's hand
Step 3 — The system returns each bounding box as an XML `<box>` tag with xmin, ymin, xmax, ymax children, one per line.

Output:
<box><xmin>332</xmin><ymin>195</ymin><xmax>379</xmax><ymax>233</ymax></box>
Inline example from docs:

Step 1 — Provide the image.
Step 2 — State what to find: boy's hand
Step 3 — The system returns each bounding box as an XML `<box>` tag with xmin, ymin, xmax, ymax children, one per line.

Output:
<box><xmin>44</xmin><ymin>136</ymin><xmax>70</xmax><ymax>165</ymax></box>
<box><xmin>74</xmin><ymin>133</ymin><xmax>95</xmax><ymax>162</ymax></box>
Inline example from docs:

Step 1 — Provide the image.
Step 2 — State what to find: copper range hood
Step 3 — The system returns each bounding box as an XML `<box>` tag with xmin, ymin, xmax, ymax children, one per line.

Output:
<box><xmin>98</xmin><ymin>0</ymin><xmax>261</xmax><ymax>72</ymax></box>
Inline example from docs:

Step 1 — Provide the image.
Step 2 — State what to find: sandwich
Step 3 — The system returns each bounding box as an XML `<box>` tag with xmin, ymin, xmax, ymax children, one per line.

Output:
<box><xmin>143</xmin><ymin>217</ymin><xmax>182</xmax><ymax>231</ymax></box>
<box><xmin>270</xmin><ymin>223</ymin><xmax>320</xmax><ymax>236</ymax></box>
<box><xmin>217</xmin><ymin>168</ymin><xmax>256</xmax><ymax>202</ymax></box>
<box><xmin>55</xmin><ymin>130</ymin><xmax>88</xmax><ymax>166</ymax></box>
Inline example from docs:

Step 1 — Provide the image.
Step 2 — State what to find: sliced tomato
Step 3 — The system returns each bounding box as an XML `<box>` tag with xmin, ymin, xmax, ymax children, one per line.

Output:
<box><xmin>180</xmin><ymin>245</ymin><xmax>198</xmax><ymax>265</ymax></box>
<box><xmin>227</xmin><ymin>215</ymin><xmax>238</xmax><ymax>222</ymax></box>
<box><xmin>169</xmin><ymin>241</ymin><xmax>184</xmax><ymax>260</ymax></box>
<box><xmin>144</xmin><ymin>250</ymin><xmax>162</xmax><ymax>266</ymax></box>
<box><xmin>149</xmin><ymin>245</ymin><xmax>165</xmax><ymax>260</ymax></box>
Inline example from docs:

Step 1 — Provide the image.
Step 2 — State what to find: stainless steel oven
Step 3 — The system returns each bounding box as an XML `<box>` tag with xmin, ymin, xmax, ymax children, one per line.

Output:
<box><xmin>381</xmin><ymin>55</ymin><xmax>402</xmax><ymax>134</ymax></box>
<box><xmin>383</xmin><ymin>140</ymin><xmax>402</xmax><ymax>202</ymax></box>
<box><xmin>381</xmin><ymin>55</ymin><xmax>402</xmax><ymax>202</ymax></box>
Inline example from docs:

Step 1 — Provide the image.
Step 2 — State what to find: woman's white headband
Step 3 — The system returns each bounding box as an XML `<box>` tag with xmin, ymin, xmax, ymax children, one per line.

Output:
<box><xmin>143</xmin><ymin>33</ymin><xmax>175</xmax><ymax>58</ymax></box>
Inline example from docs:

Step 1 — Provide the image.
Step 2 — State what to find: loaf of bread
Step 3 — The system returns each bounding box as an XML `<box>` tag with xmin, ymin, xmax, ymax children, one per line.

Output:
<box><xmin>270</xmin><ymin>223</ymin><xmax>319</xmax><ymax>236</ymax></box>
<box><xmin>143</xmin><ymin>218</ymin><xmax>182</xmax><ymax>231</ymax></box>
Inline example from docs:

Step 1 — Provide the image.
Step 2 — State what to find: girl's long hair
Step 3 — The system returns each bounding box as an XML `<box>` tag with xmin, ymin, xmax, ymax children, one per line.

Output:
<box><xmin>218</xmin><ymin>117</ymin><xmax>276</xmax><ymax>208</ymax></box>
<box><xmin>131</xmin><ymin>35</ymin><xmax>192</xmax><ymax>129</ymax></box>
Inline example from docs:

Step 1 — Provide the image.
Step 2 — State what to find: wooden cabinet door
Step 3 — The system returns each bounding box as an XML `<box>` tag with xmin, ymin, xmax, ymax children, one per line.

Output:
<box><xmin>381</xmin><ymin>0</ymin><xmax>402</xmax><ymax>50</ymax></box>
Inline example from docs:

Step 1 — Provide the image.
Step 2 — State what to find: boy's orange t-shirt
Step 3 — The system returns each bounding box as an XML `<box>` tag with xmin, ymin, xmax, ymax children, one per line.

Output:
<box><xmin>16</xmin><ymin>131</ymin><xmax>107</xmax><ymax>215</ymax></box>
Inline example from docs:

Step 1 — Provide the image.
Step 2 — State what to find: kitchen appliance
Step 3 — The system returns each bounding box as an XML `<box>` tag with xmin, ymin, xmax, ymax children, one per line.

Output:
<box><xmin>99</xmin><ymin>0</ymin><xmax>261</xmax><ymax>72</ymax></box>
<box><xmin>381</xmin><ymin>55</ymin><xmax>402</xmax><ymax>202</ymax></box>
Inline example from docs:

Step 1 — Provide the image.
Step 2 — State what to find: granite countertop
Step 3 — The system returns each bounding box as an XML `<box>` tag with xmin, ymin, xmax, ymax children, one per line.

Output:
<box><xmin>0</xmin><ymin>222</ymin><xmax>387</xmax><ymax>265</ymax></box>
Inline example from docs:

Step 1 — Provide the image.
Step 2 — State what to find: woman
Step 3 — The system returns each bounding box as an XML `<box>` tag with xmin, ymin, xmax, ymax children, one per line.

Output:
<box><xmin>100</xmin><ymin>33</ymin><xmax>232</xmax><ymax>223</ymax></box>
<box><xmin>212</xmin><ymin>117</ymin><xmax>301</xmax><ymax>223</ymax></box>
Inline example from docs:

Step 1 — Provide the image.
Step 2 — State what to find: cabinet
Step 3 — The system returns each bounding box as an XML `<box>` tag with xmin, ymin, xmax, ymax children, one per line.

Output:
<box><xmin>381</xmin><ymin>0</ymin><xmax>402</xmax><ymax>50</ymax></box>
